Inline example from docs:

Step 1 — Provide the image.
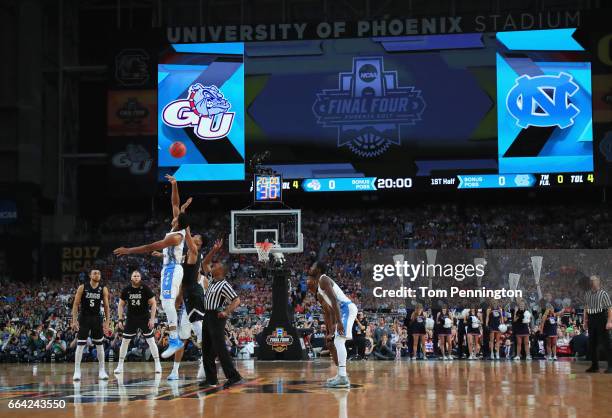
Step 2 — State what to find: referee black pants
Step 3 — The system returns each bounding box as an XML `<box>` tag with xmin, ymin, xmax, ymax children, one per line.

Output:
<box><xmin>587</xmin><ymin>311</ymin><xmax>612</xmax><ymax>368</ymax></box>
<box><xmin>202</xmin><ymin>311</ymin><xmax>241</xmax><ymax>384</ymax></box>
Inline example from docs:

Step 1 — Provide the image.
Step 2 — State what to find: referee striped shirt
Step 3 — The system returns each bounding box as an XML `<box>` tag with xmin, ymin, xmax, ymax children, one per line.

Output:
<box><xmin>584</xmin><ymin>289</ymin><xmax>612</xmax><ymax>314</ymax></box>
<box><xmin>203</xmin><ymin>278</ymin><xmax>238</xmax><ymax>311</ymax></box>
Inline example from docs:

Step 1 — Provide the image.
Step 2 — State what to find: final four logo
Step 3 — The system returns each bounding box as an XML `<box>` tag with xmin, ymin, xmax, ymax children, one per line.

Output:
<box><xmin>266</xmin><ymin>328</ymin><xmax>294</xmax><ymax>352</ymax></box>
<box><xmin>312</xmin><ymin>57</ymin><xmax>426</xmax><ymax>158</ymax></box>
<box><xmin>162</xmin><ymin>83</ymin><xmax>235</xmax><ymax>139</ymax></box>
<box><xmin>506</xmin><ymin>72</ymin><xmax>580</xmax><ymax>129</ymax></box>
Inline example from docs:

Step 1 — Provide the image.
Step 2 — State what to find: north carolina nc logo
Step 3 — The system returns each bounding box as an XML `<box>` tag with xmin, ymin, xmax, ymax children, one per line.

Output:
<box><xmin>506</xmin><ymin>72</ymin><xmax>580</xmax><ymax>129</ymax></box>
<box><xmin>312</xmin><ymin>57</ymin><xmax>426</xmax><ymax>158</ymax></box>
<box><xmin>162</xmin><ymin>83</ymin><xmax>235</xmax><ymax>140</ymax></box>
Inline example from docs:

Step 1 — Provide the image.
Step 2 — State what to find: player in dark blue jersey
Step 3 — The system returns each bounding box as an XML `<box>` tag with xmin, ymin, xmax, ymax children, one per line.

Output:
<box><xmin>114</xmin><ymin>270</ymin><xmax>160</xmax><ymax>375</ymax></box>
<box><xmin>71</xmin><ymin>269</ymin><xmax>110</xmax><ymax>381</ymax></box>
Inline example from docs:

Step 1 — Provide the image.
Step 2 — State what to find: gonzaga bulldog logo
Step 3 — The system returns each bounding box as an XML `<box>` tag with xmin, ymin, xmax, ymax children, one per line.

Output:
<box><xmin>312</xmin><ymin>57</ymin><xmax>425</xmax><ymax>157</ymax></box>
<box><xmin>162</xmin><ymin>83</ymin><xmax>235</xmax><ymax>139</ymax></box>
<box><xmin>506</xmin><ymin>72</ymin><xmax>580</xmax><ymax>129</ymax></box>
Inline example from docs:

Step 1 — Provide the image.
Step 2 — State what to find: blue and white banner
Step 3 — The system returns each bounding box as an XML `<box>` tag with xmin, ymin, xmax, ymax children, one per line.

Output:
<box><xmin>158</xmin><ymin>43</ymin><xmax>245</xmax><ymax>182</ymax></box>
<box><xmin>496</xmin><ymin>29</ymin><xmax>593</xmax><ymax>174</ymax></box>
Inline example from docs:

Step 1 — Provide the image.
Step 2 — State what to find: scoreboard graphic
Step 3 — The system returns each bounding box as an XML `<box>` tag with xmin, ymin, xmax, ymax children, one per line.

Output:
<box><xmin>158</xmin><ymin>43</ymin><xmax>245</xmax><ymax>181</ymax></box>
<box><xmin>157</xmin><ymin>28</ymin><xmax>603</xmax><ymax>191</ymax></box>
<box><xmin>496</xmin><ymin>28</ymin><xmax>593</xmax><ymax>174</ymax></box>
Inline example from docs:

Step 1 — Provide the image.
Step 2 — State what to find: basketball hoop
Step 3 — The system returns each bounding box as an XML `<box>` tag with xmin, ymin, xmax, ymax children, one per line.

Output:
<box><xmin>255</xmin><ymin>241</ymin><xmax>274</xmax><ymax>263</ymax></box>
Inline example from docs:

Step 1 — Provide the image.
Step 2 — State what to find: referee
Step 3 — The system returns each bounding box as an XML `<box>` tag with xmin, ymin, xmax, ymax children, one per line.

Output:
<box><xmin>200</xmin><ymin>259</ymin><xmax>242</xmax><ymax>388</ymax></box>
<box><xmin>583</xmin><ymin>275</ymin><xmax>612</xmax><ymax>373</ymax></box>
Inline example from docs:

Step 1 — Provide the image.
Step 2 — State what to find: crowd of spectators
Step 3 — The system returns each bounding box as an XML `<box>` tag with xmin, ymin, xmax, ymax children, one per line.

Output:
<box><xmin>1</xmin><ymin>203</ymin><xmax>610</xmax><ymax>363</ymax></box>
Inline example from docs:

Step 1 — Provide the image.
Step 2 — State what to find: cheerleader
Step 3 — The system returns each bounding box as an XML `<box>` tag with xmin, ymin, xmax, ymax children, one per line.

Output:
<box><xmin>486</xmin><ymin>300</ymin><xmax>505</xmax><ymax>360</ymax></box>
<box><xmin>540</xmin><ymin>304</ymin><xmax>559</xmax><ymax>361</ymax></box>
<box><xmin>436</xmin><ymin>305</ymin><xmax>453</xmax><ymax>360</ymax></box>
<box><xmin>466</xmin><ymin>305</ymin><xmax>482</xmax><ymax>360</ymax></box>
<box><xmin>513</xmin><ymin>300</ymin><xmax>532</xmax><ymax>360</ymax></box>
<box><xmin>560</xmin><ymin>303</ymin><xmax>574</xmax><ymax>327</ymax></box>
<box><xmin>410</xmin><ymin>304</ymin><xmax>427</xmax><ymax>360</ymax></box>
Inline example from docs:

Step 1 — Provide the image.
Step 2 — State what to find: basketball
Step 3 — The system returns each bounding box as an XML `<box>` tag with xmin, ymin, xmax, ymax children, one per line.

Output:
<box><xmin>169</xmin><ymin>141</ymin><xmax>186</xmax><ymax>158</ymax></box>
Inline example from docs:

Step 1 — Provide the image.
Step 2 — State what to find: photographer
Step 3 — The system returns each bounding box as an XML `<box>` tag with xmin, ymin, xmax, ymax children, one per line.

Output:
<box><xmin>310</xmin><ymin>323</ymin><xmax>328</xmax><ymax>357</ymax></box>
<box><xmin>398</xmin><ymin>328</ymin><xmax>410</xmax><ymax>358</ymax></box>
<box><xmin>45</xmin><ymin>331</ymin><xmax>67</xmax><ymax>362</ymax></box>
<box><xmin>350</xmin><ymin>312</ymin><xmax>367</xmax><ymax>360</ymax></box>
<box><xmin>373</xmin><ymin>333</ymin><xmax>395</xmax><ymax>360</ymax></box>
<box><xmin>26</xmin><ymin>331</ymin><xmax>46</xmax><ymax>363</ymax></box>
<box><xmin>2</xmin><ymin>335</ymin><xmax>21</xmax><ymax>362</ymax></box>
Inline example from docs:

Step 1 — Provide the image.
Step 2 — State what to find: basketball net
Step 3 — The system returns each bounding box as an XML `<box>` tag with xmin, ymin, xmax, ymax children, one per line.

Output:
<box><xmin>255</xmin><ymin>241</ymin><xmax>274</xmax><ymax>263</ymax></box>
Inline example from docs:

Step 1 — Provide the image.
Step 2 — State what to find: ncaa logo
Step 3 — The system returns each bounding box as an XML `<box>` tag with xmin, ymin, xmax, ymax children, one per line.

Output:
<box><xmin>358</xmin><ymin>64</ymin><xmax>378</xmax><ymax>83</ymax></box>
<box><xmin>506</xmin><ymin>72</ymin><xmax>580</xmax><ymax>129</ymax></box>
<box><xmin>313</xmin><ymin>57</ymin><xmax>426</xmax><ymax>158</ymax></box>
<box><xmin>162</xmin><ymin>83</ymin><xmax>235</xmax><ymax>140</ymax></box>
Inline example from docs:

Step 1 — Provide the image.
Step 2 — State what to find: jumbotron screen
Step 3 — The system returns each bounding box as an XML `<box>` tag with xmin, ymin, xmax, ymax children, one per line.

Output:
<box><xmin>158</xmin><ymin>28</ymin><xmax>601</xmax><ymax>193</ymax></box>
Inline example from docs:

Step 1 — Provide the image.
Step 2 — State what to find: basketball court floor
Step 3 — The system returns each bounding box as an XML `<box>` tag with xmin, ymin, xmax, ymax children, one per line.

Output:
<box><xmin>1</xmin><ymin>360</ymin><xmax>610</xmax><ymax>418</ymax></box>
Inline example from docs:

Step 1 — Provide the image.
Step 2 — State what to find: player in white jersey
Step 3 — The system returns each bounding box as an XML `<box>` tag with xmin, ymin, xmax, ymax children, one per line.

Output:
<box><xmin>114</xmin><ymin>174</ymin><xmax>191</xmax><ymax>358</ymax></box>
<box><xmin>307</xmin><ymin>261</ymin><xmax>358</xmax><ymax>388</ymax></box>
<box><xmin>167</xmin><ymin>235</ymin><xmax>221</xmax><ymax>381</ymax></box>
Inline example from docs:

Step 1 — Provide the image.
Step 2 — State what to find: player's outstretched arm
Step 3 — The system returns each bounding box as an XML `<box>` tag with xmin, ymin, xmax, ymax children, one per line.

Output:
<box><xmin>180</xmin><ymin>197</ymin><xmax>193</xmax><ymax>213</ymax></box>
<box><xmin>202</xmin><ymin>239</ymin><xmax>223</xmax><ymax>274</ymax></box>
<box><xmin>166</xmin><ymin>174</ymin><xmax>181</xmax><ymax>217</ymax></box>
<box><xmin>113</xmin><ymin>233</ymin><xmax>182</xmax><ymax>256</ymax></box>
<box><xmin>184</xmin><ymin>226</ymin><xmax>198</xmax><ymax>264</ymax></box>
<box><xmin>72</xmin><ymin>284</ymin><xmax>84</xmax><ymax>331</ymax></box>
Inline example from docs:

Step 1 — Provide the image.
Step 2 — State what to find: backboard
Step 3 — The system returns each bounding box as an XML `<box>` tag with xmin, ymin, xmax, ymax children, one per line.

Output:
<box><xmin>229</xmin><ymin>209</ymin><xmax>303</xmax><ymax>254</ymax></box>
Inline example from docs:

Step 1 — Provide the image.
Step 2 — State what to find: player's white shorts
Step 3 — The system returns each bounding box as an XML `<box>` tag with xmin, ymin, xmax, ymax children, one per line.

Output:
<box><xmin>335</xmin><ymin>301</ymin><xmax>358</xmax><ymax>340</ymax></box>
<box><xmin>161</xmin><ymin>263</ymin><xmax>183</xmax><ymax>300</ymax></box>
<box><xmin>178</xmin><ymin>309</ymin><xmax>192</xmax><ymax>340</ymax></box>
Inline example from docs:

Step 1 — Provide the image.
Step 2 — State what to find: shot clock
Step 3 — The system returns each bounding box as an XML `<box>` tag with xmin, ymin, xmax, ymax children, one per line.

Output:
<box><xmin>254</xmin><ymin>174</ymin><xmax>282</xmax><ymax>202</ymax></box>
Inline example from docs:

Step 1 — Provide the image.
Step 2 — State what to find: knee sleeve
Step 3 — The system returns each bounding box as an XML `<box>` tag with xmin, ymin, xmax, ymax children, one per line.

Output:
<box><xmin>334</xmin><ymin>336</ymin><xmax>348</xmax><ymax>366</ymax></box>
<box><xmin>162</xmin><ymin>299</ymin><xmax>178</xmax><ymax>327</ymax></box>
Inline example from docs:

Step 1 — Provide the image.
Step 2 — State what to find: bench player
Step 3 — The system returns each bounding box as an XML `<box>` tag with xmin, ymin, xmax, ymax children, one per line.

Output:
<box><xmin>71</xmin><ymin>268</ymin><xmax>111</xmax><ymax>381</ymax></box>
<box><xmin>114</xmin><ymin>269</ymin><xmax>161</xmax><ymax>375</ymax></box>
<box><xmin>307</xmin><ymin>261</ymin><xmax>357</xmax><ymax>388</ymax></box>
<box><xmin>114</xmin><ymin>174</ymin><xmax>191</xmax><ymax>358</ymax></box>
